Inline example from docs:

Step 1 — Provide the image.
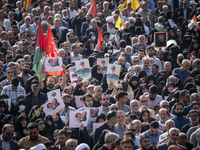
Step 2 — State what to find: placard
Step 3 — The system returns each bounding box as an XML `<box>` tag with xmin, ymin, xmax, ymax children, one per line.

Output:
<box><xmin>106</xmin><ymin>64</ymin><xmax>121</xmax><ymax>84</ymax></box>
<box><xmin>75</xmin><ymin>59</ymin><xmax>91</xmax><ymax>79</ymax></box>
<box><xmin>75</xmin><ymin>95</ymin><xmax>85</xmax><ymax>109</ymax></box>
<box><xmin>69</xmin><ymin>66</ymin><xmax>78</xmax><ymax>82</ymax></box>
<box><xmin>69</xmin><ymin>110</ymin><xmax>90</xmax><ymax>128</ymax></box>
<box><xmin>42</xmin><ymin>89</ymin><xmax>65</xmax><ymax>116</ymax></box>
<box><xmin>44</xmin><ymin>57</ymin><xmax>63</xmax><ymax>72</ymax></box>
<box><xmin>97</xmin><ymin>58</ymin><xmax>109</xmax><ymax>74</ymax></box>
<box><xmin>154</xmin><ymin>32</ymin><xmax>167</xmax><ymax>48</ymax></box>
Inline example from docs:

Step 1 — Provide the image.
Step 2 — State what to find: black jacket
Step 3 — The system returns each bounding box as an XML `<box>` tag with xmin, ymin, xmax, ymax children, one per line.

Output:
<box><xmin>0</xmin><ymin>136</ymin><xmax>19</xmax><ymax>150</ymax></box>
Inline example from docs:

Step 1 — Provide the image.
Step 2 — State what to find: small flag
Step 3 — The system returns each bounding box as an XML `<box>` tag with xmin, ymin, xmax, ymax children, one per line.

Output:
<box><xmin>87</xmin><ymin>0</ymin><xmax>97</xmax><ymax>17</ymax></box>
<box><xmin>131</xmin><ymin>0</ymin><xmax>140</xmax><ymax>10</ymax></box>
<box><xmin>23</xmin><ymin>0</ymin><xmax>31</xmax><ymax>11</ymax></box>
<box><xmin>115</xmin><ymin>16</ymin><xmax>124</xmax><ymax>31</ymax></box>
<box><xmin>188</xmin><ymin>15</ymin><xmax>197</xmax><ymax>30</ymax></box>
<box><xmin>119</xmin><ymin>0</ymin><xmax>128</xmax><ymax>12</ymax></box>
<box><xmin>94</xmin><ymin>27</ymin><xmax>104</xmax><ymax>52</ymax></box>
<box><xmin>33</xmin><ymin>19</ymin><xmax>46</xmax><ymax>78</ymax></box>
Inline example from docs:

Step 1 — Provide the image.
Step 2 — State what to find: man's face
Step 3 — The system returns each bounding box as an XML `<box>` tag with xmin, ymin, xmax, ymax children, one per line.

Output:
<box><xmin>164</xmin><ymin>63</ymin><xmax>171</xmax><ymax>71</ymax></box>
<box><xmin>147</xmin><ymin>48</ymin><xmax>154</xmax><ymax>57</ymax></box>
<box><xmin>174</xmin><ymin>104</ymin><xmax>184</xmax><ymax>117</ymax></box>
<box><xmin>140</xmin><ymin>138</ymin><xmax>151</xmax><ymax>149</ymax></box>
<box><xmin>58</xmin><ymin>134</ymin><xmax>67</xmax><ymax>147</ymax></box>
<box><xmin>2</xmin><ymin>127</ymin><xmax>14</xmax><ymax>142</ymax></box>
<box><xmin>159</xmin><ymin>110</ymin><xmax>168</xmax><ymax>122</ymax></box>
<box><xmin>121</xmin><ymin>95</ymin><xmax>128</xmax><ymax>104</ymax></box>
<box><xmin>132</xmin><ymin>58</ymin><xmax>139</xmax><ymax>66</ymax></box>
<box><xmin>143</xmin><ymin>60</ymin><xmax>149</xmax><ymax>68</ymax></box>
<box><xmin>6</xmin><ymin>69</ymin><xmax>14</xmax><ymax>78</ymax></box>
<box><xmin>67</xmin><ymin>142</ymin><xmax>77</xmax><ymax>150</ymax></box>
<box><xmin>149</xmin><ymin>93</ymin><xmax>157</xmax><ymax>101</ymax></box>
<box><xmin>117</xmin><ymin>112</ymin><xmax>126</xmax><ymax>126</ymax></box>
<box><xmin>169</xmin><ymin>131</ymin><xmax>179</xmax><ymax>144</ymax></box>
<box><xmin>150</xmin><ymin>127</ymin><xmax>158</xmax><ymax>135</ymax></box>
<box><xmin>85</xmin><ymin>96</ymin><xmax>93</xmax><ymax>107</ymax></box>
<box><xmin>139</xmin><ymin>36</ymin><xmax>145</xmax><ymax>44</ymax></box>
<box><xmin>131</xmin><ymin>101</ymin><xmax>139</xmax><ymax>113</ymax></box>
<box><xmin>151</xmin><ymin>66</ymin><xmax>158</xmax><ymax>75</ymax></box>
<box><xmin>0</xmin><ymin>61</ymin><xmax>3</xmax><ymax>72</ymax></box>
<box><xmin>138</xmin><ymin>51</ymin><xmax>145</xmax><ymax>59</ymax></box>
<box><xmin>189</xmin><ymin>112</ymin><xmax>199</xmax><ymax>124</ymax></box>
<box><xmin>81</xmin><ymin>82</ymin><xmax>88</xmax><ymax>93</ymax></box>
<box><xmin>29</xmin><ymin>128</ymin><xmax>39</xmax><ymax>140</ymax></box>
<box><xmin>91</xmin><ymin>20</ymin><xmax>97</xmax><ymax>28</ymax></box>
<box><xmin>122</xmin><ymin>143</ymin><xmax>133</xmax><ymax>150</ymax></box>
<box><xmin>183</xmin><ymin>92</ymin><xmax>190</xmax><ymax>104</ymax></box>
<box><xmin>166</xmin><ymin>121</ymin><xmax>175</xmax><ymax>131</ymax></box>
<box><xmin>139</xmin><ymin>97</ymin><xmax>148</xmax><ymax>106</ymax></box>
<box><xmin>191</xmin><ymin>104</ymin><xmax>200</xmax><ymax>112</ymax></box>
<box><xmin>23</xmin><ymin>64</ymin><xmax>30</xmax><ymax>74</ymax></box>
<box><xmin>47</xmin><ymin>77</ymin><xmax>55</xmax><ymax>88</ymax></box>
<box><xmin>95</xmin><ymin>87</ymin><xmax>103</xmax><ymax>98</ymax></box>
<box><xmin>182</xmin><ymin>62</ymin><xmax>190</xmax><ymax>71</ymax></box>
<box><xmin>118</xmin><ymin>58</ymin><xmax>125</xmax><ymax>66</ymax></box>
<box><xmin>31</xmin><ymin>85</ymin><xmax>39</xmax><ymax>93</ymax></box>
<box><xmin>115</xmin><ymin>85</ymin><xmax>123</xmax><ymax>94</ymax></box>
<box><xmin>101</xmin><ymin>95</ymin><xmax>110</xmax><ymax>107</ymax></box>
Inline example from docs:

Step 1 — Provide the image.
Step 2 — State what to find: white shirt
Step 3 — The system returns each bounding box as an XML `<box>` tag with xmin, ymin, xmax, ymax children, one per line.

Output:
<box><xmin>147</xmin><ymin>95</ymin><xmax>163</xmax><ymax>108</ymax></box>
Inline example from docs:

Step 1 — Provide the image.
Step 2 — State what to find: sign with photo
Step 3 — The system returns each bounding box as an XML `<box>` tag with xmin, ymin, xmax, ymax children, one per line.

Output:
<box><xmin>44</xmin><ymin>57</ymin><xmax>63</xmax><ymax>72</ymax></box>
<box><xmin>84</xmin><ymin>107</ymin><xmax>102</xmax><ymax>122</ymax></box>
<box><xmin>75</xmin><ymin>59</ymin><xmax>91</xmax><ymax>80</ymax></box>
<box><xmin>42</xmin><ymin>89</ymin><xmax>65</xmax><ymax>116</ymax></box>
<box><xmin>154</xmin><ymin>32</ymin><xmax>167</xmax><ymax>48</ymax></box>
<box><xmin>69</xmin><ymin>66</ymin><xmax>78</xmax><ymax>82</ymax></box>
<box><xmin>4</xmin><ymin>98</ymin><xmax>11</xmax><ymax>111</ymax></box>
<box><xmin>75</xmin><ymin>95</ymin><xmax>85</xmax><ymax>109</ymax></box>
<box><xmin>69</xmin><ymin>110</ymin><xmax>90</xmax><ymax>128</ymax></box>
<box><xmin>97</xmin><ymin>58</ymin><xmax>109</xmax><ymax>74</ymax></box>
<box><xmin>107</xmin><ymin>64</ymin><xmax>121</xmax><ymax>85</ymax></box>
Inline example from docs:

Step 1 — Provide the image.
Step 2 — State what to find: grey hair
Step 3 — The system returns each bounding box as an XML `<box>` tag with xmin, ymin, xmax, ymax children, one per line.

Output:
<box><xmin>169</xmin><ymin>128</ymin><xmax>180</xmax><ymax>135</ymax></box>
<box><xmin>65</xmin><ymin>139</ymin><xmax>78</xmax><ymax>147</ymax></box>
<box><xmin>165</xmin><ymin>120</ymin><xmax>175</xmax><ymax>127</ymax></box>
<box><xmin>104</xmin><ymin>132</ymin><xmax>119</xmax><ymax>143</ymax></box>
<box><xmin>190</xmin><ymin>93</ymin><xmax>200</xmax><ymax>100</ymax></box>
<box><xmin>160</xmin><ymin>100</ymin><xmax>169</xmax><ymax>106</ymax></box>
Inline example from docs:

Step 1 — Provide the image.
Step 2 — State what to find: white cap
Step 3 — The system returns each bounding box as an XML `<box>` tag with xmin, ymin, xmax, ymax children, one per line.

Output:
<box><xmin>190</xmin><ymin>1</ymin><xmax>197</xmax><ymax>5</ymax></box>
<box><xmin>167</xmin><ymin>40</ymin><xmax>177</xmax><ymax>47</ymax></box>
<box><xmin>128</xmin><ymin>17</ymin><xmax>136</xmax><ymax>23</ymax></box>
<box><xmin>106</xmin><ymin>16</ymin><xmax>114</xmax><ymax>23</ymax></box>
<box><xmin>30</xmin><ymin>144</ymin><xmax>46</xmax><ymax>150</ymax></box>
<box><xmin>75</xmin><ymin>143</ymin><xmax>90</xmax><ymax>150</ymax></box>
<box><xmin>87</xmin><ymin>84</ymin><xmax>95</xmax><ymax>89</ymax></box>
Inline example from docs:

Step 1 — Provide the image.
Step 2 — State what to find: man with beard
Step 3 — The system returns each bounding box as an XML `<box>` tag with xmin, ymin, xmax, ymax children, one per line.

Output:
<box><xmin>181</xmin><ymin>110</ymin><xmax>199</xmax><ymax>133</ymax></box>
<box><xmin>98</xmin><ymin>132</ymin><xmax>119</xmax><ymax>150</ymax></box>
<box><xmin>18</xmin><ymin>123</ymin><xmax>49</xmax><ymax>150</ymax></box>
<box><xmin>93</xmin><ymin>86</ymin><xmax>103</xmax><ymax>107</ymax></box>
<box><xmin>25</xmin><ymin>79</ymin><xmax>47</xmax><ymax>113</ymax></box>
<box><xmin>0</xmin><ymin>124</ymin><xmax>19</xmax><ymax>150</ymax></box>
<box><xmin>157</xmin><ymin>128</ymin><xmax>186</xmax><ymax>150</ymax></box>
<box><xmin>57</xmin><ymin>129</ymin><xmax>71</xmax><ymax>150</ymax></box>
<box><xmin>147</xmin><ymin>85</ymin><xmax>163</xmax><ymax>114</ymax></box>
<box><xmin>126</xmin><ymin>100</ymin><xmax>141</xmax><ymax>119</ymax></box>
<box><xmin>81</xmin><ymin>13</ymin><xmax>93</xmax><ymax>36</ymax></box>
<box><xmin>18</xmin><ymin>62</ymin><xmax>32</xmax><ymax>86</ymax></box>
<box><xmin>171</xmin><ymin>103</ymin><xmax>190</xmax><ymax>130</ymax></box>
<box><xmin>137</xmin><ymin>134</ymin><xmax>151</xmax><ymax>150</ymax></box>
<box><xmin>100</xmin><ymin>93</ymin><xmax>110</xmax><ymax>116</ymax></box>
<box><xmin>59</xmin><ymin>93</ymin><xmax>76</xmax><ymax>125</ymax></box>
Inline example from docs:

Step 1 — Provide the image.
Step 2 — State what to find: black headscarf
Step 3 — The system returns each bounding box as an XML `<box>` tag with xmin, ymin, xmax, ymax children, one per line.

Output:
<box><xmin>139</xmin><ymin>110</ymin><xmax>150</xmax><ymax>123</ymax></box>
<box><xmin>44</xmin><ymin>115</ymin><xmax>55</xmax><ymax>141</ymax></box>
<box><xmin>3</xmin><ymin>114</ymin><xmax>14</xmax><ymax>124</ymax></box>
<box><xmin>53</xmin><ymin>113</ymin><xmax>65</xmax><ymax>130</ymax></box>
<box><xmin>129</xmin><ymin>75</ymin><xmax>139</xmax><ymax>91</ymax></box>
<box><xmin>91</xmin><ymin>65</ymin><xmax>103</xmax><ymax>84</ymax></box>
<box><xmin>14</xmin><ymin>115</ymin><xmax>27</xmax><ymax>138</ymax></box>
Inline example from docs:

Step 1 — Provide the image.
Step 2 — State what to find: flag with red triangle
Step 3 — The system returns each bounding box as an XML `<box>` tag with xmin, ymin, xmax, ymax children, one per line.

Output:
<box><xmin>87</xmin><ymin>0</ymin><xmax>97</xmax><ymax>17</ymax></box>
<box><xmin>188</xmin><ymin>15</ymin><xmax>197</xmax><ymax>30</ymax></box>
<box><xmin>94</xmin><ymin>27</ymin><xmax>104</xmax><ymax>52</ymax></box>
<box><xmin>44</xmin><ymin>26</ymin><xmax>65</xmax><ymax>75</ymax></box>
<box><xmin>33</xmin><ymin>19</ymin><xmax>46</xmax><ymax>77</ymax></box>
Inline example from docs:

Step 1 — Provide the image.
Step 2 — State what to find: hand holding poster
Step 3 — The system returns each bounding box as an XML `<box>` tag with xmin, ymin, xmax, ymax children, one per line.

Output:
<box><xmin>42</xmin><ymin>89</ymin><xmax>65</xmax><ymax>116</ymax></box>
<box><xmin>107</xmin><ymin>64</ymin><xmax>121</xmax><ymax>85</ymax></box>
<box><xmin>69</xmin><ymin>66</ymin><xmax>78</xmax><ymax>82</ymax></box>
<box><xmin>75</xmin><ymin>59</ymin><xmax>91</xmax><ymax>80</ymax></box>
<box><xmin>44</xmin><ymin>57</ymin><xmax>63</xmax><ymax>72</ymax></box>
<box><xmin>69</xmin><ymin>110</ymin><xmax>90</xmax><ymax>128</ymax></box>
<box><xmin>97</xmin><ymin>58</ymin><xmax>109</xmax><ymax>74</ymax></box>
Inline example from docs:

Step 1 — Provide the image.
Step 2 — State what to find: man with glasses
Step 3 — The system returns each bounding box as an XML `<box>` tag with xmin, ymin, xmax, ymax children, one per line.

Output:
<box><xmin>18</xmin><ymin>123</ymin><xmax>49</xmax><ymax>150</ymax></box>
<box><xmin>0</xmin><ymin>124</ymin><xmax>19</xmax><ymax>150</ymax></box>
<box><xmin>126</xmin><ymin>100</ymin><xmax>141</xmax><ymax>119</ymax></box>
<box><xmin>171</xmin><ymin>103</ymin><xmax>190</xmax><ymax>130</ymax></box>
<box><xmin>109</xmin><ymin>104</ymin><xmax>119</xmax><ymax>111</ymax></box>
<box><xmin>100</xmin><ymin>93</ymin><xmax>110</xmax><ymax>115</ymax></box>
<box><xmin>116</xmin><ymin>91</ymin><xmax>130</xmax><ymax>113</ymax></box>
<box><xmin>139</xmin><ymin>94</ymin><xmax>155</xmax><ymax>117</ymax></box>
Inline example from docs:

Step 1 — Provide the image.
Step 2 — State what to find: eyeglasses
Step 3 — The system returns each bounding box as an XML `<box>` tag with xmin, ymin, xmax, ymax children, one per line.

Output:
<box><xmin>132</xmin><ymin>105</ymin><xmax>139</xmax><ymax>107</ymax></box>
<box><xmin>110</xmin><ymin>107</ymin><xmax>118</xmax><ymax>110</ymax></box>
<box><xmin>102</xmin><ymin>98</ymin><xmax>109</xmax><ymax>101</ymax></box>
<box><xmin>133</xmin><ymin>60</ymin><xmax>139</xmax><ymax>62</ymax></box>
<box><xmin>86</xmin><ymin>99</ymin><xmax>93</xmax><ymax>102</ymax></box>
<box><xmin>116</xmin><ymin>88</ymin><xmax>123</xmax><ymax>91</ymax></box>
<box><xmin>97</xmin><ymin>68</ymin><xmax>101</xmax><ymax>70</ymax></box>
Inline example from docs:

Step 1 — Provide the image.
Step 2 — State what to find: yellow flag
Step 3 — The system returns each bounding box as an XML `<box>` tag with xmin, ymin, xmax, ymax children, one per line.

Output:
<box><xmin>131</xmin><ymin>0</ymin><xmax>140</xmax><ymax>10</ymax></box>
<box><xmin>115</xmin><ymin>16</ymin><xmax>124</xmax><ymax>31</ymax></box>
<box><xmin>23</xmin><ymin>0</ymin><xmax>31</xmax><ymax>11</ymax></box>
<box><xmin>119</xmin><ymin>0</ymin><xmax>128</xmax><ymax>12</ymax></box>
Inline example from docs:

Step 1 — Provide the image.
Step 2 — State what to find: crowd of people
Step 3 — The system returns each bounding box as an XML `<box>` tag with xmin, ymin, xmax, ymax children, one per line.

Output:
<box><xmin>0</xmin><ymin>0</ymin><xmax>200</xmax><ymax>150</ymax></box>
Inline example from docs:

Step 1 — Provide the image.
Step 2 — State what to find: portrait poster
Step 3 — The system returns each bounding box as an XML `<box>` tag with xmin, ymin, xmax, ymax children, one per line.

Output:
<box><xmin>69</xmin><ymin>110</ymin><xmax>90</xmax><ymax>128</ymax></box>
<box><xmin>69</xmin><ymin>66</ymin><xmax>78</xmax><ymax>82</ymax></box>
<box><xmin>84</xmin><ymin>107</ymin><xmax>102</xmax><ymax>122</ymax></box>
<box><xmin>42</xmin><ymin>89</ymin><xmax>65</xmax><ymax>116</ymax></box>
<box><xmin>168</xmin><ymin>19</ymin><xmax>177</xmax><ymax>28</ymax></box>
<box><xmin>75</xmin><ymin>59</ymin><xmax>91</xmax><ymax>80</ymax></box>
<box><xmin>154</xmin><ymin>32</ymin><xmax>167</xmax><ymax>48</ymax></box>
<box><xmin>97</xmin><ymin>58</ymin><xmax>109</xmax><ymax>74</ymax></box>
<box><xmin>4</xmin><ymin>98</ymin><xmax>11</xmax><ymax>111</ymax></box>
<box><xmin>44</xmin><ymin>57</ymin><xmax>63</xmax><ymax>72</ymax></box>
<box><xmin>75</xmin><ymin>95</ymin><xmax>85</xmax><ymax>109</ymax></box>
<box><xmin>106</xmin><ymin>64</ymin><xmax>121</xmax><ymax>85</ymax></box>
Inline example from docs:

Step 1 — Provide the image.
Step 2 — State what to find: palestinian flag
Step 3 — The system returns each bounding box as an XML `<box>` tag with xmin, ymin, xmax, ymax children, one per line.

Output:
<box><xmin>87</xmin><ymin>0</ymin><xmax>97</xmax><ymax>17</ymax></box>
<box><xmin>44</xmin><ymin>26</ymin><xmax>65</xmax><ymax>76</ymax></box>
<box><xmin>33</xmin><ymin>19</ymin><xmax>46</xmax><ymax>78</ymax></box>
<box><xmin>94</xmin><ymin>27</ymin><xmax>104</xmax><ymax>52</ymax></box>
<box><xmin>188</xmin><ymin>15</ymin><xmax>197</xmax><ymax>30</ymax></box>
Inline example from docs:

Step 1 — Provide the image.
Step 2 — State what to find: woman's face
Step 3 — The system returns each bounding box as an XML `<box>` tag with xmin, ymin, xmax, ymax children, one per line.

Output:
<box><xmin>53</xmin><ymin>114</ymin><xmax>59</xmax><ymax>122</ymax></box>
<box><xmin>168</xmin><ymin>85</ymin><xmax>174</xmax><ymax>93</ymax></box>
<box><xmin>97</xmin><ymin>67</ymin><xmax>102</xmax><ymax>74</ymax></box>
<box><xmin>142</xmin><ymin>112</ymin><xmax>149</xmax><ymax>122</ymax></box>
<box><xmin>0</xmin><ymin>104</ymin><xmax>5</xmax><ymax>112</ymax></box>
<box><xmin>193</xmin><ymin>43</ymin><xmax>198</xmax><ymax>49</ymax></box>
<box><xmin>47</xmin><ymin>120</ymin><xmax>53</xmax><ymax>126</ymax></box>
<box><xmin>132</xmin><ymin>80</ymin><xmax>138</xmax><ymax>86</ymax></box>
<box><xmin>142</xmin><ymin>88</ymin><xmax>148</xmax><ymax>93</ymax></box>
<box><xmin>9</xmin><ymin>118</ymin><xmax>14</xmax><ymax>125</ymax></box>
<box><xmin>38</xmin><ymin>123</ymin><xmax>45</xmax><ymax>131</ymax></box>
<box><xmin>21</xmin><ymin>119</ymin><xmax>27</xmax><ymax>128</ymax></box>
<box><xmin>149</xmin><ymin>80</ymin><xmax>154</xmax><ymax>84</ymax></box>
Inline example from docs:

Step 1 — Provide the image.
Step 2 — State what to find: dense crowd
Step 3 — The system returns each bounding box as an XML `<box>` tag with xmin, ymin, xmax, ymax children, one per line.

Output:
<box><xmin>0</xmin><ymin>0</ymin><xmax>200</xmax><ymax>150</ymax></box>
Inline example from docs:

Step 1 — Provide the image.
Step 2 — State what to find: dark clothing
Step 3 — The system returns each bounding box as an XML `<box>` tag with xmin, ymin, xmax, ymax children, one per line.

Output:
<box><xmin>171</xmin><ymin>116</ymin><xmax>190</xmax><ymax>130</ymax></box>
<box><xmin>97</xmin><ymin>145</ymin><xmax>109</xmax><ymax>150</ymax></box>
<box><xmin>181</xmin><ymin>123</ymin><xmax>195</xmax><ymax>134</ymax></box>
<box><xmin>0</xmin><ymin>136</ymin><xmax>19</xmax><ymax>150</ymax></box>
<box><xmin>71</xmin><ymin>16</ymin><xmax>86</xmax><ymax>36</ymax></box>
<box><xmin>25</xmin><ymin>92</ymin><xmax>47</xmax><ymax>113</ymax></box>
<box><xmin>157</xmin><ymin>142</ymin><xmax>186</xmax><ymax>150</ymax></box>
<box><xmin>93</xmin><ymin>100</ymin><xmax>101</xmax><ymax>107</ymax></box>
